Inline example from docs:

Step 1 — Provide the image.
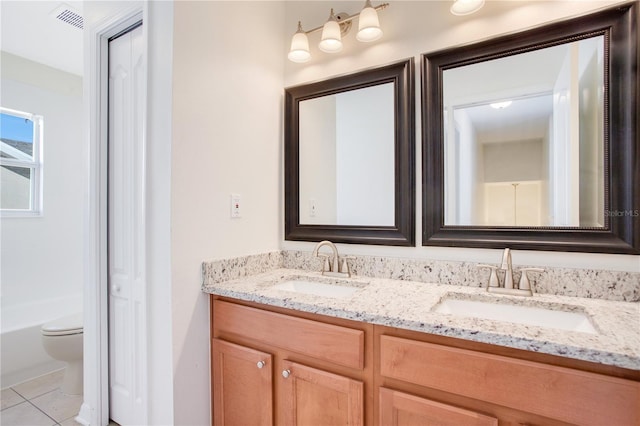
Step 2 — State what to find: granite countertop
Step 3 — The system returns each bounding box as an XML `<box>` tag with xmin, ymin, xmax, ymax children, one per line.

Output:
<box><xmin>202</xmin><ymin>268</ymin><xmax>640</xmax><ymax>371</ymax></box>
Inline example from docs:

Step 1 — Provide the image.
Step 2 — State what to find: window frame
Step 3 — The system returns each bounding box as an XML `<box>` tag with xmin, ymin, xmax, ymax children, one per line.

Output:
<box><xmin>0</xmin><ymin>107</ymin><xmax>43</xmax><ymax>217</ymax></box>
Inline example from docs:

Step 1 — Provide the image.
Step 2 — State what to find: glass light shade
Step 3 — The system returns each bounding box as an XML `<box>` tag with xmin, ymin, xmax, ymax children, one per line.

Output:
<box><xmin>288</xmin><ymin>25</ymin><xmax>311</xmax><ymax>63</ymax></box>
<box><xmin>450</xmin><ymin>0</ymin><xmax>485</xmax><ymax>16</ymax></box>
<box><xmin>357</xmin><ymin>3</ymin><xmax>383</xmax><ymax>42</ymax></box>
<box><xmin>319</xmin><ymin>11</ymin><xmax>343</xmax><ymax>53</ymax></box>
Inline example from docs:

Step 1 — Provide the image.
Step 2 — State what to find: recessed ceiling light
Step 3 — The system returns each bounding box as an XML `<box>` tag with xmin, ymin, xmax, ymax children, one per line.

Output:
<box><xmin>490</xmin><ymin>101</ymin><xmax>512</xmax><ymax>109</ymax></box>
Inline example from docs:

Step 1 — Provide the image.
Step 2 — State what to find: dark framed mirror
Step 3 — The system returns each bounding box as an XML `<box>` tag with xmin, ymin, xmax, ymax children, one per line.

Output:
<box><xmin>422</xmin><ymin>3</ymin><xmax>638</xmax><ymax>253</ymax></box>
<box><xmin>285</xmin><ymin>59</ymin><xmax>415</xmax><ymax>246</ymax></box>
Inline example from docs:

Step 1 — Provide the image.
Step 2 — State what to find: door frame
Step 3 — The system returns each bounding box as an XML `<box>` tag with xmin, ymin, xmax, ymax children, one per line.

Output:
<box><xmin>79</xmin><ymin>6</ymin><xmax>145</xmax><ymax>426</ymax></box>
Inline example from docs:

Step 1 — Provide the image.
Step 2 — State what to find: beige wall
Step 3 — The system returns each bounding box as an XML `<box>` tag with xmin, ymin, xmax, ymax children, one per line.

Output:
<box><xmin>171</xmin><ymin>2</ymin><xmax>285</xmax><ymax>424</ymax></box>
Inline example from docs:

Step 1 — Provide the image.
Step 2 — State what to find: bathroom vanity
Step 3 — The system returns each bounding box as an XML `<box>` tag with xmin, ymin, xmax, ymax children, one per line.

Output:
<box><xmin>205</xmin><ymin>268</ymin><xmax>640</xmax><ymax>426</ymax></box>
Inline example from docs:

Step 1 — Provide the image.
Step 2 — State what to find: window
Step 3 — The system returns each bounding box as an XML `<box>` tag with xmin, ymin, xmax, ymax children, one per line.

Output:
<box><xmin>0</xmin><ymin>107</ymin><xmax>43</xmax><ymax>216</ymax></box>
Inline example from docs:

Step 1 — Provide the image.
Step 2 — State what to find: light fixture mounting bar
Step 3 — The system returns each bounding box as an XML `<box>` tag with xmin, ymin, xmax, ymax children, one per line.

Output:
<box><xmin>303</xmin><ymin>3</ymin><xmax>389</xmax><ymax>34</ymax></box>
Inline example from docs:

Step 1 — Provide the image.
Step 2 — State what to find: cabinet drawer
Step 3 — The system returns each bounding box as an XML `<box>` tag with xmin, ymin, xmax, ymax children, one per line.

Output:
<box><xmin>380</xmin><ymin>335</ymin><xmax>640</xmax><ymax>426</ymax></box>
<box><xmin>213</xmin><ymin>300</ymin><xmax>364</xmax><ymax>369</ymax></box>
<box><xmin>379</xmin><ymin>387</ymin><xmax>497</xmax><ymax>426</ymax></box>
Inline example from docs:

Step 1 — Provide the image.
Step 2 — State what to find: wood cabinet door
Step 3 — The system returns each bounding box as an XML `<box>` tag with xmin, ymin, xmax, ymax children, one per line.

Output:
<box><xmin>280</xmin><ymin>360</ymin><xmax>364</xmax><ymax>426</ymax></box>
<box><xmin>211</xmin><ymin>338</ymin><xmax>273</xmax><ymax>426</ymax></box>
<box><xmin>379</xmin><ymin>388</ymin><xmax>498</xmax><ymax>426</ymax></box>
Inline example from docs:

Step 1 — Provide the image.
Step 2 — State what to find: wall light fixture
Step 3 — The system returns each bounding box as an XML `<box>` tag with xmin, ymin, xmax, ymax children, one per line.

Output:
<box><xmin>288</xmin><ymin>1</ymin><xmax>389</xmax><ymax>63</ymax></box>
<box><xmin>450</xmin><ymin>0</ymin><xmax>485</xmax><ymax>16</ymax></box>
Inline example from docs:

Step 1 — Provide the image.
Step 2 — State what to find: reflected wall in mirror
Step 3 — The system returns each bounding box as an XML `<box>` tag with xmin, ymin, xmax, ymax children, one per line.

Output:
<box><xmin>286</xmin><ymin>59</ymin><xmax>415</xmax><ymax>246</ymax></box>
<box><xmin>443</xmin><ymin>36</ymin><xmax>605</xmax><ymax>228</ymax></box>
<box><xmin>422</xmin><ymin>4</ymin><xmax>639</xmax><ymax>253</ymax></box>
<box><xmin>300</xmin><ymin>83</ymin><xmax>395</xmax><ymax>226</ymax></box>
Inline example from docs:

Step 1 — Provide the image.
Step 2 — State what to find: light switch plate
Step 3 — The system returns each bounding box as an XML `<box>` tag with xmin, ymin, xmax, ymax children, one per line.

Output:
<box><xmin>230</xmin><ymin>194</ymin><xmax>241</xmax><ymax>218</ymax></box>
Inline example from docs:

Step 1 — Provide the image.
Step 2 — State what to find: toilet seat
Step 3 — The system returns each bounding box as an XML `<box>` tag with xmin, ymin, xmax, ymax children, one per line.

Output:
<box><xmin>40</xmin><ymin>313</ymin><xmax>84</xmax><ymax>395</ymax></box>
<box><xmin>42</xmin><ymin>313</ymin><xmax>83</xmax><ymax>336</ymax></box>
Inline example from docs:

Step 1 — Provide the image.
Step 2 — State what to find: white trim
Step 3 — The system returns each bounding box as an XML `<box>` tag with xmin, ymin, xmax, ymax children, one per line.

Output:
<box><xmin>82</xmin><ymin>5</ymin><xmax>145</xmax><ymax>426</ymax></box>
<box><xmin>143</xmin><ymin>2</ymin><xmax>175</xmax><ymax>423</ymax></box>
<box><xmin>0</xmin><ymin>210</ymin><xmax>42</xmax><ymax>218</ymax></box>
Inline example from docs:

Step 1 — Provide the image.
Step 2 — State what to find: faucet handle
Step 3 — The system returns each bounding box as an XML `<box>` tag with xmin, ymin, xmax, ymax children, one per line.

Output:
<box><xmin>317</xmin><ymin>254</ymin><xmax>331</xmax><ymax>274</ymax></box>
<box><xmin>477</xmin><ymin>264</ymin><xmax>500</xmax><ymax>288</ymax></box>
<box><xmin>518</xmin><ymin>268</ymin><xmax>544</xmax><ymax>291</ymax></box>
<box><xmin>339</xmin><ymin>256</ymin><xmax>355</xmax><ymax>278</ymax></box>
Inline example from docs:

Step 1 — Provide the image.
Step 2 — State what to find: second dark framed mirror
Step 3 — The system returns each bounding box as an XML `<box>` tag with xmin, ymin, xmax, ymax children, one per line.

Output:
<box><xmin>285</xmin><ymin>58</ymin><xmax>415</xmax><ymax>246</ymax></box>
<box><xmin>422</xmin><ymin>3</ymin><xmax>638</xmax><ymax>253</ymax></box>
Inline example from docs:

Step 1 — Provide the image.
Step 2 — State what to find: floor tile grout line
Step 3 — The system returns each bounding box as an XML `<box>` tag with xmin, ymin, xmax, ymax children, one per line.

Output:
<box><xmin>11</xmin><ymin>385</ymin><xmax>59</xmax><ymax>402</ymax></box>
<box><xmin>9</xmin><ymin>386</ymin><xmax>32</xmax><ymax>401</ymax></box>
<box><xmin>1</xmin><ymin>390</ymin><xmax>27</xmax><ymax>411</ymax></box>
<box><xmin>0</xmin><ymin>400</ymin><xmax>58</xmax><ymax>425</ymax></box>
<box><xmin>1</xmin><ymin>399</ymin><xmax>30</xmax><ymax>413</ymax></box>
<box><xmin>4</xmin><ymin>388</ymin><xmax>63</xmax><ymax>424</ymax></box>
<box><xmin>25</xmin><ymin>398</ymin><xmax>59</xmax><ymax>425</ymax></box>
<box><xmin>2</xmin><ymin>399</ymin><xmax>33</xmax><ymax>411</ymax></box>
<box><xmin>3</xmin><ymin>371</ymin><xmax>82</xmax><ymax>424</ymax></box>
<box><xmin>1</xmin><ymin>401</ymin><xmax>26</xmax><ymax>411</ymax></box>
<box><xmin>4</xmin><ymin>369</ymin><xmax>65</xmax><ymax>399</ymax></box>
<box><xmin>10</xmin><ymin>369</ymin><xmax>65</xmax><ymax>399</ymax></box>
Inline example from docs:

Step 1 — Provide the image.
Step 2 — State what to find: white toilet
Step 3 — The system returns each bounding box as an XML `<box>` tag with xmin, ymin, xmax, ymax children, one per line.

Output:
<box><xmin>41</xmin><ymin>313</ymin><xmax>83</xmax><ymax>395</ymax></box>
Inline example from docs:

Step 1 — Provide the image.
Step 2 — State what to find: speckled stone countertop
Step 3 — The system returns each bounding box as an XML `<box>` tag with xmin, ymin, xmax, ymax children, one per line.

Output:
<box><xmin>202</xmin><ymin>268</ymin><xmax>640</xmax><ymax>371</ymax></box>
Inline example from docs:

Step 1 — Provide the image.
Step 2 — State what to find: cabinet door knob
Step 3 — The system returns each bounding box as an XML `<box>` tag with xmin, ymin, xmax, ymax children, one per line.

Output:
<box><xmin>256</xmin><ymin>361</ymin><xmax>266</xmax><ymax>369</ymax></box>
<box><xmin>281</xmin><ymin>369</ymin><xmax>291</xmax><ymax>378</ymax></box>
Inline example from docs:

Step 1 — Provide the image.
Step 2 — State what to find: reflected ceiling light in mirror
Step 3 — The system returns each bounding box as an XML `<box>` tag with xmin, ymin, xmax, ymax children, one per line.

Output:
<box><xmin>319</xmin><ymin>9</ymin><xmax>343</xmax><ymax>53</ymax></box>
<box><xmin>288</xmin><ymin>2</ymin><xmax>389</xmax><ymax>63</ymax></box>
<box><xmin>450</xmin><ymin>0</ymin><xmax>485</xmax><ymax>16</ymax></box>
<box><xmin>490</xmin><ymin>100</ymin><xmax>512</xmax><ymax>109</ymax></box>
<box><xmin>288</xmin><ymin>22</ymin><xmax>311</xmax><ymax>63</ymax></box>
<box><xmin>357</xmin><ymin>0</ymin><xmax>383</xmax><ymax>42</ymax></box>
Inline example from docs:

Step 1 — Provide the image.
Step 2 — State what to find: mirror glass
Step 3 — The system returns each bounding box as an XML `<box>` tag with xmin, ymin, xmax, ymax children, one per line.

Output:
<box><xmin>299</xmin><ymin>83</ymin><xmax>394</xmax><ymax>226</ymax></box>
<box><xmin>443</xmin><ymin>36</ymin><xmax>605</xmax><ymax>228</ymax></box>
<box><xmin>285</xmin><ymin>59</ymin><xmax>415</xmax><ymax>246</ymax></box>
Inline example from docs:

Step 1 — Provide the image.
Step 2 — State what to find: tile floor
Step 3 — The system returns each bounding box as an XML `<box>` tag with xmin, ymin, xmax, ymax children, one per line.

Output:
<box><xmin>1</xmin><ymin>369</ymin><xmax>83</xmax><ymax>426</ymax></box>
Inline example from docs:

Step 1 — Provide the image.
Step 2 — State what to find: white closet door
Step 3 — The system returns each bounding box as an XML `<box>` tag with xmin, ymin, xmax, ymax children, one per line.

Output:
<box><xmin>108</xmin><ymin>23</ymin><xmax>147</xmax><ymax>426</ymax></box>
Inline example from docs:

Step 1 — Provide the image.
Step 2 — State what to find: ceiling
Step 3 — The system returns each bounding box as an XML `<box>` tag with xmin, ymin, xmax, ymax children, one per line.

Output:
<box><xmin>1</xmin><ymin>1</ymin><xmax>84</xmax><ymax>76</ymax></box>
<box><xmin>444</xmin><ymin>41</ymin><xmax>574</xmax><ymax>145</ymax></box>
<box><xmin>464</xmin><ymin>94</ymin><xmax>553</xmax><ymax>144</ymax></box>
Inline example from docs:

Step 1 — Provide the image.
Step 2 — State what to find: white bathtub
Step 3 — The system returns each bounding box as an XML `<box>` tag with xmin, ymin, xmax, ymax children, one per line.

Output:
<box><xmin>1</xmin><ymin>293</ymin><xmax>82</xmax><ymax>387</ymax></box>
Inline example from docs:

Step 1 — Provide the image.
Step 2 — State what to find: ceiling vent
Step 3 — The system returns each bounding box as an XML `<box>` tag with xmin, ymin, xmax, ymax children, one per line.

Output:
<box><xmin>50</xmin><ymin>4</ymin><xmax>83</xmax><ymax>30</ymax></box>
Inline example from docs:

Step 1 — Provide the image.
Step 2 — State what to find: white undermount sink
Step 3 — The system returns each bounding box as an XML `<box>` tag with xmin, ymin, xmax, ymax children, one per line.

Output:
<box><xmin>272</xmin><ymin>279</ymin><xmax>362</xmax><ymax>299</ymax></box>
<box><xmin>433</xmin><ymin>297</ymin><xmax>598</xmax><ymax>334</ymax></box>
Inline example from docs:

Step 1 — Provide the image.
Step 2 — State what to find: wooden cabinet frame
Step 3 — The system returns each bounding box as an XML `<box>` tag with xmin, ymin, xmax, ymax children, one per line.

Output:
<box><xmin>211</xmin><ymin>296</ymin><xmax>640</xmax><ymax>426</ymax></box>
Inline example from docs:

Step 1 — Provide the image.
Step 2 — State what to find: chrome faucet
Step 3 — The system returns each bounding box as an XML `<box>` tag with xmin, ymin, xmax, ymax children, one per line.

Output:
<box><xmin>478</xmin><ymin>248</ymin><xmax>544</xmax><ymax>297</ymax></box>
<box><xmin>312</xmin><ymin>240</ymin><xmax>352</xmax><ymax>278</ymax></box>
